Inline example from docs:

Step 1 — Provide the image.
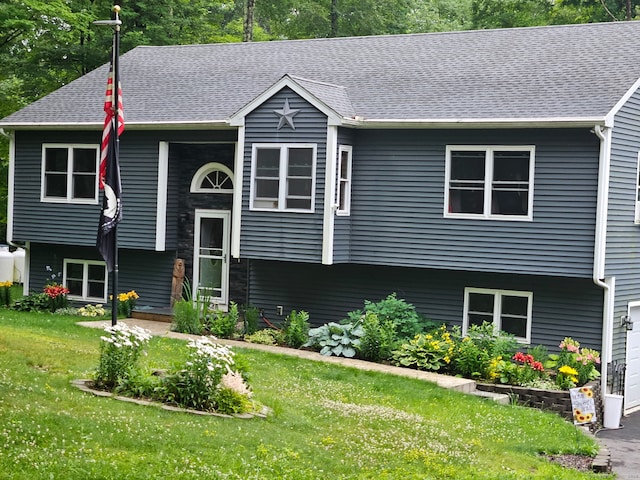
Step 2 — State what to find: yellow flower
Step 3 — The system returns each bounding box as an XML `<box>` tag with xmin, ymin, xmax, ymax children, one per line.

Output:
<box><xmin>558</xmin><ymin>365</ymin><xmax>579</xmax><ymax>376</ymax></box>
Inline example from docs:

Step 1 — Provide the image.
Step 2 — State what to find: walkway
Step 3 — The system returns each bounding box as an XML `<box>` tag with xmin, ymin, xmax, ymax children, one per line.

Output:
<box><xmin>597</xmin><ymin>411</ymin><xmax>640</xmax><ymax>480</ymax></box>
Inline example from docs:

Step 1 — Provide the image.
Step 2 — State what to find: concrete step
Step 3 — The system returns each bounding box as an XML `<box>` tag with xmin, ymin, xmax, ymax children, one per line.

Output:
<box><xmin>469</xmin><ymin>388</ymin><xmax>511</xmax><ymax>404</ymax></box>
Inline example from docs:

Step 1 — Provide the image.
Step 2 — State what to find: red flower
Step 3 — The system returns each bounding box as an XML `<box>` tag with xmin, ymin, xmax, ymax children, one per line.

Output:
<box><xmin>43</xmin><ymin>284</ymin><xmax>69</xmax><ymax>299</ymax></box>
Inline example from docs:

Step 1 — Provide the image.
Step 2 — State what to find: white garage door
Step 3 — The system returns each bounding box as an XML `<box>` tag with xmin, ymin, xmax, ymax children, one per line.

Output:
<box><xmin>625</xmin><ymin>305</ymin><xmax>640</xmax><ymax>412</ymax></box>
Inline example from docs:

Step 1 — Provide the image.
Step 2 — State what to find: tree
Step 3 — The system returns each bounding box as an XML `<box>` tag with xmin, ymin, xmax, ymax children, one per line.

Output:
<box><xmin>471</xmin><ymin>0</ymin><xmax>554</xmax><ymax>29</ymax></box>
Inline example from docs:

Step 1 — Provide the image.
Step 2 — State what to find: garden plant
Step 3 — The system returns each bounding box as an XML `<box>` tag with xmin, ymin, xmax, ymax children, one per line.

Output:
<box><xmin>0</xmin><ymin>308</ymin><xmax>608</xmax><ymax>479</ymax></box>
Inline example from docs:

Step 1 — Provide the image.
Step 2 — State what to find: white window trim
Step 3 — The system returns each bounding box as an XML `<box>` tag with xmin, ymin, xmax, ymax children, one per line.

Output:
<box><xmin>444</xmin><ymin>145</ymin><xmax>535</xmax><ymax>221</ymax></box>
<box><xmin>249</xmin><ymin>143</ymin><xmax>317</xmax><ymax>213</ymax></box>
<box><xmin>635</xmin><ymin>151</ymin><xmax>640</xmax><ymax>224</ymax></box>
<box><xmin>335</xmin><ymin>145</ymin><xmax>353</xmax><ymax>216</ymax></box>
<box><xmin>63</xmin><ymin>259</ymin><xmax>108</xmax><ymax>302</ymax></box>
<box><xmin>41</xmin><ymin>144</ymin><xmax>100</xmax><ymax>204</ymax></box>
<box><xmin>462</xmin><ymin>287</ymin><xmax>533</xmax><ymax>344</ymax></box>
<box><xmin>190</xmin><ymin>162</ymin><xmax>235</xmax><ymax>193</ymax></box>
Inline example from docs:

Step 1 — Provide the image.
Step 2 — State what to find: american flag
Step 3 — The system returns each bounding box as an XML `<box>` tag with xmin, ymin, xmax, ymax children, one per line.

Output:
<box><xmin>97</xmin><ymin>64</ymin><xmax>124</xmax><ymax>272</ymax></box>
<box><xmin>99</xmin><ymin>67</ymin><xmax>124</xmax><ymax>189</ymax></box>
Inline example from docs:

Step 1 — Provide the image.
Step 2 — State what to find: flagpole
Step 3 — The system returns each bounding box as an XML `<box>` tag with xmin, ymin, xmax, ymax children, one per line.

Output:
<box><xmin>94</xmin><ymin>6</ymin><xmax>123</xmax><ymax>326</ymax></box>
<box><xmin>111</xmin><ymin>6</ymin><xmax>120</xmax><ymax>327</ymax></box>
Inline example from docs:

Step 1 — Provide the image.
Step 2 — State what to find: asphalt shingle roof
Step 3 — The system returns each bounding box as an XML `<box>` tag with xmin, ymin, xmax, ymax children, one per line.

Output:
<box><xmin>3</xmin><ymin>21</ymin><xmax>640</xmax><ymax>128</ymax></box>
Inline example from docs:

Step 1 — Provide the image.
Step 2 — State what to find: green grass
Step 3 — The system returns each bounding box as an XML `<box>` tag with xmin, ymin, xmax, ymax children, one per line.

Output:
<box><xmin>0</xmin><ymin>310</ymin><xmax>611</xmax><ymax>479</ymax></box>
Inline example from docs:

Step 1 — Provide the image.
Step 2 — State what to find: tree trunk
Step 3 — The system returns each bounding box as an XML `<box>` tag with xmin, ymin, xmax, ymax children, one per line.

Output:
<box><xmin>330</xmin><ymin>0</ymin><xmax>338</xmax><ymax>37</ymax></box>
<box><xmin>243</xmin><ymin>0</ymin><xmax>255</xmax><ymax>42</ymax></box>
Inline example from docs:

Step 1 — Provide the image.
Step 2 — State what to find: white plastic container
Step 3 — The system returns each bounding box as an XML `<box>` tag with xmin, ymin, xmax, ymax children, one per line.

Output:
<box><xmin>603</xmin><ymin>394</ymin><xmax>624</xmax><ymax>429</ymax></box>
<box><xmin>12</xmin><ymin>248</ymin><xmax>25</xmax><ymax>283</ymax></box>
<box><xmin>0</xmin><ymin>247</ymin><xmax>13</xmax><ymax>283</ymax></box>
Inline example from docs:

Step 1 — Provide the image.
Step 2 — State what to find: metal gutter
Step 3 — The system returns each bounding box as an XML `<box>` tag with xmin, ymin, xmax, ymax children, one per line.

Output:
<box><xmin>0</xmin><ymin>116</ymin><xmax>607</xmax><ymax>131</ymax></box>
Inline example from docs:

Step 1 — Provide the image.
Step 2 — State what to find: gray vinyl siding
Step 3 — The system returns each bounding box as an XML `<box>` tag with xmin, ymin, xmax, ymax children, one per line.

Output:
<box><xmin>605</xmin><ymin>86</ymin><xmax>640</xmax><ymax>361</ymax></box>
<box><xmin>248</xmin><ymin>259</ymin><xmax>603</xmax><ymax>351</ymax></box>
<box><xmin>12</xmin><ymin>129</ymin><xmax>235</xmax><ymax>251</ymax></box>
<box><xmin>13</xmin><ymin>131</ymin><xmax>106</xmax><ymax>246</ymax></box>
<box><xmin>346</xmin><ymin>128</ymin><xmax>599</xmax><ymax>277</ymax></box>
<box><xmin>240</xmin><ymin>88</ymin><xmax>328</xmax><ymax>262</ymax></box>
<box><xmin>333</xmin><ymin>128</ymin><xmax>356</xmax><ymax>263</ymax></box>
<box><xmin>28</xmin><ymin>242</ymin><xmax>175</xmax><ymax>307</ymax></box>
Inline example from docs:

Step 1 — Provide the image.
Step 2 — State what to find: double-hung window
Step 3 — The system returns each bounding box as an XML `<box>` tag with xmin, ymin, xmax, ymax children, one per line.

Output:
<box><xmin>445</xmin><ymin>146</ymin><xmax>534</xmax><ymax>220</ymax></box>
<box><xmin>251</xmin><ymin>143</ymin><xmax>316</xmax><ymax>212</ymax></box>
<box><xmin>41</xmin><ymin>144</ymin><xmax>99</xmax><ymax>203</ymax></box>
<box><xmin>336</xmin><ymin>145</ymin><xmax>352</xmax><ymax>215</ymax></box>
<box><xmin>63</xmin><ymin>259</ymin><xmax>108</xmax><ymax>302</ymax></box>
<box><xmin>463</xmin><ymin>287</ymin><xmax>533</xmax><ymax>343</ymax></box>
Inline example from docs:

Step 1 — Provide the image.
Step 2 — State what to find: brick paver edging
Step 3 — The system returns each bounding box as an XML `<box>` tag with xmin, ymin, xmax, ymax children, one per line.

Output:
<box><xmin>70</xmin><ymin>379</ymin><xmax>270</xmax><ymax>419</ymax></box>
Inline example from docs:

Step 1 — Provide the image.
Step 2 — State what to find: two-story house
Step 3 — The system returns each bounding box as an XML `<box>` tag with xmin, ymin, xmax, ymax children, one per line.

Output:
<box><xmin>3</xmin><ymin>21</ymin><xmax>640</xmax><ymax>412</ymax></box>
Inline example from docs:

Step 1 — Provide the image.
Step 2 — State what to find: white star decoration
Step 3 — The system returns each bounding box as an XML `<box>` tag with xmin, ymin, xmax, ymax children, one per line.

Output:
<box><xmin>273</xmin><ymin>98</ymin><xmax>300</xmax><ymax>130</ymax></box>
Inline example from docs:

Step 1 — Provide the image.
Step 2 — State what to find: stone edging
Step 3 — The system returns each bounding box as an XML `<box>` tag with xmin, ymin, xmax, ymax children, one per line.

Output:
<box><xmin>70</xmin><ymin>379</ymin><xmax>270</xmax><ymax>419</ymax></box>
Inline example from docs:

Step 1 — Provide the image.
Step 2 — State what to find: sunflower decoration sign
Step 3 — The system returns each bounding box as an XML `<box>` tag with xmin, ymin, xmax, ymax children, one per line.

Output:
<box><xmin>569</xmin><ymin>386</ymin><xmax>597</xmax><ymax>425</ymax></box>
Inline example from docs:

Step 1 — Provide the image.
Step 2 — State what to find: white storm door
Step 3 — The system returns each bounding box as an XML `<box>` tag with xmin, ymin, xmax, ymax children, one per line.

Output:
<box><xmin>193</xmin><ymin>210</ymin><xmax>230</xmax><ymax>308</ymax></box>
<box><xmin>625</xmin><ymin>304</ymin><xmax>640</xmax><ymax>412</ymax></box>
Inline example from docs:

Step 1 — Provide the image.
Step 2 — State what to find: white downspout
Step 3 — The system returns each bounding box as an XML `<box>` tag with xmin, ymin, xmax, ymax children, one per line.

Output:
<box><xmin>593</xmin><ymin>124</ymin><xmax>613</xmax><ymax>393</ymax></box>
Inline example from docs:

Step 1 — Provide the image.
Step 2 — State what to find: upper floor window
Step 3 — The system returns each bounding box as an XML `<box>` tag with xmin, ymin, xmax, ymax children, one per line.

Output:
<box><xmin>336</xmin><ymin>145</ymin><xmax>352</xmax><ymax>216</ymax></box>
<box><xmin>445</xmin><ymin>146</ymin><xmax>534</xmax><ymax>220</ymax></box>
<box><xmin>635</xmin><ymin>151</ymin><xmax>640</xmax><ymax>223</ymax></box>
<box><xmin>63</xmin><ymin>259</ymin><xmax>107</xmax><ymax>302</ymax></box>
<box><xmin>190</xmin><ymin>162</ymin><xmax>234</xmax><ymax>193</ymax></box>
<box><xmin>41</xmin><ymin>144</ymin><xmax>99</xmax><ymax>203</ymax></box>
<box><xmin>250</xmin><ymin>143</ymin><xmax>316</xmax><ymax>212</ymax></box>
<box><xmin>463</xmin><ymin>287</ymin><xmax>532</xmax><ymax>344</ymax></box>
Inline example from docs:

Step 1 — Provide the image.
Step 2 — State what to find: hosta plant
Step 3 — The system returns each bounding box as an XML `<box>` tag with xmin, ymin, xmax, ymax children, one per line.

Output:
<box><xmin>391</xmin><ymin>325</ymin><xmax>455</xmax><ymax>371</ymax></box>
<box><xmin>304</xmin><ymin>321</ymin><xmax>364</xmax><ymax>357</ymax></box>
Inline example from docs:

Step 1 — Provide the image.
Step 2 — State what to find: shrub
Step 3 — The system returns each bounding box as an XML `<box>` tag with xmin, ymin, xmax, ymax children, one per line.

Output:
<box><xmin>452</xmin><ymin>336</ymin><xmax>492</xmax><ymax>379</ymax></box>
<box><xmin>78</xmin><ymin>304</ymin><xmax>106</xmax><ymax>317</ymax></box>
<box><xmin>171</xmin><ymin>280</ymin><xmax>204</xmax><ymax>334</ymax></box>
<box><xmin>357</xmin><ymin>311</ymin><xmax>397</xmax><ymax>362</ymax></box>
<box><xmin>450</xmin><ymin>323</ymin><xmax>517</xmax><ymax>380</ymax></box>
<box><xmin>172</xmin><ymin>299</ymin><xmax>202</xmax><ymax>334</ymax></box>
<box><xmin>93</xmin><ymin>323</ymin><xmax>152</xmax><ymax>391</ymax></box>
<box><xmin>11</xmin><ymin>292</ymin><xmax>50</xmax><ymax>312</ymax></box>
<box><xmin>283</xmin><ymin>310</ymin><xmax>310</xmax><ymax>348</ymax></box>
<box><xmin>244</xmin><ymin>328</ymin><xmax>282</xmax><ymax>345</ymax></box>
<box><xmin>0</xmin><ymin>281</ymin><xmax>12</xmax><ymax>307</ymax></box>
<box><xmin>160</xmin><ymin>337</ymin><xmax>252</xmax><ymax>413</ymax></box>
<box><xmin>547</xmin><ymin>337</ymin><xmax>601</xmax><ymax>388</ymax></box>
<box><xmin>54</xmin><ymin>307</ymin><xmax>80</xmax><ymax>316</ymax></box>
<box><xmin>243</xmin><ymin>305</ymin><xmax>260</xmax><ymax>335</ymax></box>
<box><xmin>364</xmin><ymin>293</ymin><xmax>423</xmax><ymax>340</ymax></box>
<box><xmin>391</xmin><ymin>325</ymin><xmax>456</xmax><ymax>371</ymax></box>
<box><xmin>495</xmin><ymin>352</ymin><xmax>548</xmax><ymax>386</ymax></box>
<box><xmin>304</xmin><ymin>321</ymin><xmax>364</xmax><ymax>357</ymax></box>
<box><xmin>116</xmin><ymin>290</ymin><xmax>139</xmax><ymax>317</ymax></box>
<box><xmin>43</xmin><ymin>283</ymin><xmax>69</xmax><ymax>312</ymax></box>
<box><xmin>206</xmin><ymin>302</ymin><xmax>240</xmax><ymax>338</ymax></box>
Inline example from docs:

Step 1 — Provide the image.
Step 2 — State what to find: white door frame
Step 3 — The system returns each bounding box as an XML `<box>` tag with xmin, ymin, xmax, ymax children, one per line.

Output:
<box><xmin>625</xmin><ymin>301</ymin><xmax>640</xmax><ymax>413</ymax></box>
<box><xmin>193</xmin><ymin>209</ymin><xmax>230</xmax><ymax>310</ymax></box>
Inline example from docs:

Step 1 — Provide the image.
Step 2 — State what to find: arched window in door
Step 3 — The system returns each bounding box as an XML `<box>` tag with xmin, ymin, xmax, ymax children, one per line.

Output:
<box><xmin>190</xmin><ymin>163</ymin><xmax>234</xmax><ymax>193</ymax></box>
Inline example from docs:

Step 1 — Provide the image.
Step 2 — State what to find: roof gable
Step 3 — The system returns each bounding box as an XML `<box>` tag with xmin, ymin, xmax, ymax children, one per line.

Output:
<box><xmin>229</xmin><ymin>74</ymin><xmax>354</xmax><ymax>126</ymax></box>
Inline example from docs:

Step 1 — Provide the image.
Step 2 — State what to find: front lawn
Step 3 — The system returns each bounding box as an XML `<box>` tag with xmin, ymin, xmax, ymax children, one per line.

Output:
<box><xmin>0</xmin><ymin>310</ymin><xmax>609</xmax><ymax>479</ymax></box>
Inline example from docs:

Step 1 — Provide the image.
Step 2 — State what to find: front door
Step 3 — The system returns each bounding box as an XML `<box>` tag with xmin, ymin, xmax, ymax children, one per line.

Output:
<box><xmin>193</xmin><ymin>210</ymin><xmax>230</xmax><ymax>309</ymax></box>
<box><xmin>625</xmin><ymin>304</ymin><xmax>640</xmax><ymax>412</ymax></box>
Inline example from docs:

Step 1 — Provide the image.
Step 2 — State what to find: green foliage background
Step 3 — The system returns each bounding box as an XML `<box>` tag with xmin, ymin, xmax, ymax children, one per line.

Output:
<box><xmin>1</xmin><ymin>0</ymin><xmax>639</xmax><ymax>242</ymax></box>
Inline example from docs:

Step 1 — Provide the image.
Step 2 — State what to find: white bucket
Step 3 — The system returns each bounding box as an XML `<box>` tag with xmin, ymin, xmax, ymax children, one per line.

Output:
<box><xmin>603</xmin><ymin>394</ymin><xmax>624</xmax><ymax>429</ymax></box>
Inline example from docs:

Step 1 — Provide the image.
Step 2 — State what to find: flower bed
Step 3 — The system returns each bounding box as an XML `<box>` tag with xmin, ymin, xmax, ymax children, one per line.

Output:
<box><xmin>476</xmin><ymin>381</ymin><xmax>603</xmax><ymax>428</ymax></box>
